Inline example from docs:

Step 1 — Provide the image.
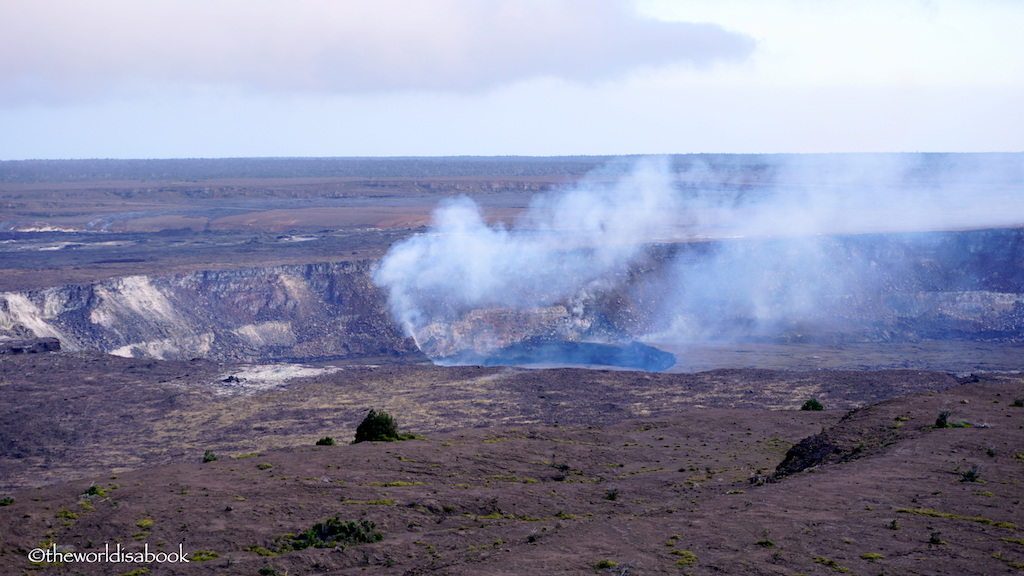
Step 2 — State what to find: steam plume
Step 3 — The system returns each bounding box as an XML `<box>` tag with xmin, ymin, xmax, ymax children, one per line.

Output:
<box><xmin>373</xmin><ymin>158</ymin><xmax>678</xmax><ymax>357</ymax></box>
<box><xmin>374</xmin><ymin>154</ymin><xmax>1024</xmax><ymax>367</ymax></box>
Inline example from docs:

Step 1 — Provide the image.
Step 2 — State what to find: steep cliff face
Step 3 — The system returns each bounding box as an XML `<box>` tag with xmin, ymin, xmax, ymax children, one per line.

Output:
<box><xmin>0</xmin><ymin>261</ymin><xmax>418</xmax><ymax>362</ymax></box>
<box><xmin>2</xmin><ymin>228</ymin><xmax>1022</xmax><ymax>366</ymax></box>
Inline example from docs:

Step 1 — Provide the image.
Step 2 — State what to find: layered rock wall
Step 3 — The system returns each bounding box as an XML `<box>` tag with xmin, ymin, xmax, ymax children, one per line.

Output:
<box><xmin>2</xmin><ymin>228</ymin><xmax>1023</xmax><ymax>364</ymax></box>
<box><xmin>0</xmin><ymin>261</ymin><xmax>417</xmax><ymax>361</ymax></box>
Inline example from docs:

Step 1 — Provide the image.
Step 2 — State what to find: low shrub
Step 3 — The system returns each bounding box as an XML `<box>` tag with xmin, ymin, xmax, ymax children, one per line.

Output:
<box><xmin>933</xmin><ymin>410</ymin><xmax>976</xmax><ymax>428</ymax></box>
<box><xmin>315</xmin><ymin>437</ymin><xmax>337</xmax><ymax>446</ymax></box>
<box><xmin>249</xmin><ymin>518</ymin><xmax>383</xmax><ymax>556</ymax></box>
<box><xmin>754</xmin><ymin>529</ymin><xmax>775</xmax><ymax>548</ymax></box>
<box><xmin>813</xmin><ymin>556</ymin><xmax>850</xmax><ymax>572</ymax></box>
<box><xmin>189</xmin><ymin>550</ymin><xmax>220</xmax><ymax>562</ymax></box>
<box><xmin>672</xmin><ymin>549</ymin><xmax>698</xmax><ymax>567</ymax></box>
<box><xmin>278</xmin><ymin>517</ymin><xmax>382</xmax><ymax>551</ymax></box>
<box><xmin>800</xmin><ymin>398</ymin><xmax>825</xmax><ymax>411</ymax></box>
<box><xmin>82</xmin><ymin>485</ymin><xmax>107</xmax><ymax>498</ymax></box>
<box><xmin>960</xmin><ymin>465</ymin><xmax>981</xmax><ymax>482</ymax></box>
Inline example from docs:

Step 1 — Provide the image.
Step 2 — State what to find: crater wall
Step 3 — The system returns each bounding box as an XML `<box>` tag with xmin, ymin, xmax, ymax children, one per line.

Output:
<box><xmin>2</xmin><ymin>228</ymin><xmax>1022</xmax><ymax>364</ymax></box>
<box><xmin>0</xmin><ymin>260</ymin><xmax>418</xmax><ymax>362</ymax></box>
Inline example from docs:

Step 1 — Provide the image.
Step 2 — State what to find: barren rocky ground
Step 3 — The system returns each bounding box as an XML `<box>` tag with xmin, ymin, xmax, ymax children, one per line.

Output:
<box><xmin>0</xmin><ymin>351</ymin><xmax>968</xmax><ymax>493</ymax></box>
<box><xmin>0</xmin><ymin>357</ymin><xmax>1022</xmax><ymax>575</ymax></box>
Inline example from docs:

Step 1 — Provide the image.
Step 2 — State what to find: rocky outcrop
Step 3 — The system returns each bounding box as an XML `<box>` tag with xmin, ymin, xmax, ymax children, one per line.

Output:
<box><xmin>0</xmin><ymin>337</ymin><xmax>60</xmax><ymax>355</ymax></box>
<box><xmin>0</xmin><ymin>261</ymin><xmax>418</xmax><ymax>362</ymax></box>
<box><xmin>414</xmin><ymin>305</ymin><xmax>596</xmax><ymax>358</ymax></box>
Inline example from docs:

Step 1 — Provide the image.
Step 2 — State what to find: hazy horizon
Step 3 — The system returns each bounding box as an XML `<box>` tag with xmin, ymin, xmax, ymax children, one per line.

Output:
<box><xmin>4</xmin><ymin>150</ymin><xmax>1024</xmax><ymax>164</ymax></box>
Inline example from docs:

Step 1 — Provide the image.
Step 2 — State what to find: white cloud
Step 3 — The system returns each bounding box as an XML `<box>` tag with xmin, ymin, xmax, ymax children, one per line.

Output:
<box><xmin>0</xmin><ymin>0</ymin><xmax>754</xmax><ymax>105</ymax></box>
<box><xmin>3</xmin><ymin>0</ymin><xmax>1021</xmax><ymax>157</ymax></box>
<box><xmin>638</xmin><ymin>0</ymin><xmax>1024</xmax><ymax>87</ymax></box>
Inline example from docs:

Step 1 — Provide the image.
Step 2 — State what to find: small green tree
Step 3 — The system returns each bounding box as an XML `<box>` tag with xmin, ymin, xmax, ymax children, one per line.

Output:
<box><xmin>315</xmin><ymin>437</ymin><xmax>337</xmax><ymax>446</ymax></box>
<box><xmin>353</xmin><ymin>409</ymin><xmax>404</xmax><ymax>443</ymax></box>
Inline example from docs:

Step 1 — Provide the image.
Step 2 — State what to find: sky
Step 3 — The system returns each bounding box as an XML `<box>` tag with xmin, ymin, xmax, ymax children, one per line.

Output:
<box><xmin>1</xmin><ymin>0</ymin><xmax>1022</xmax><ymax>159</ymax></box>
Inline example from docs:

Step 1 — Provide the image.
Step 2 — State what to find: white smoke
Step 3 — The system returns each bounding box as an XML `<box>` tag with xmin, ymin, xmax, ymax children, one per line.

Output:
<box><xmin>373</xmin><ymin>158</ymin><xmax>679</xmax><ymax>351</ymax></box>
<box><xmin>374</xmin><ymin>153</ymin><xmax>1024</xmax><ymax>363</ymax></box>
<box><xmin>646</xmin><ymin>153</ymin><xmax>1024</xmax><ymax>342</ymax></box>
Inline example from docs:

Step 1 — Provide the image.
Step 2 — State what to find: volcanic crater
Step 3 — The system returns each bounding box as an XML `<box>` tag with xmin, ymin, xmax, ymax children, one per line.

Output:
<box><xmin>2</xmin><ymin>155</ymin><xmax>1024</xmax><ymax>575</ymax></box>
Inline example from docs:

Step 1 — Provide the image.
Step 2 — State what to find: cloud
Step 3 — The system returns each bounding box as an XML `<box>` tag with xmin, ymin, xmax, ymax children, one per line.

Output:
<box><xmin>0</xmin><ymin>0</ymin><xmax>754</xmax><ymax>105</ymax></box>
